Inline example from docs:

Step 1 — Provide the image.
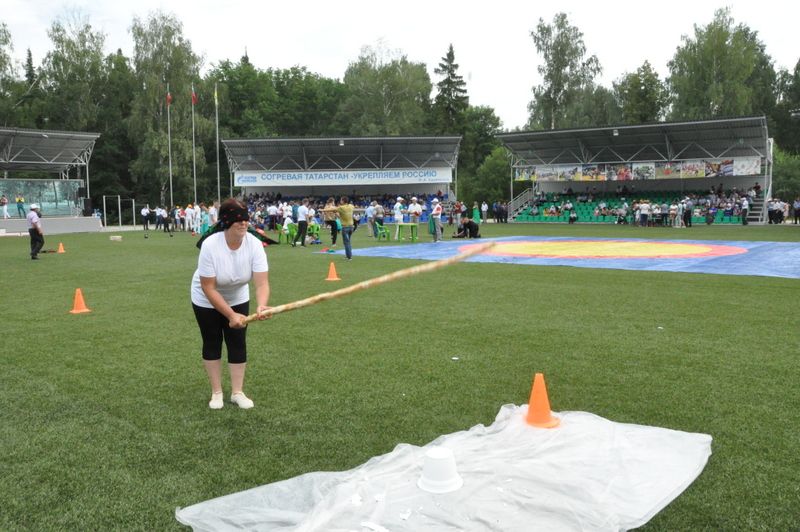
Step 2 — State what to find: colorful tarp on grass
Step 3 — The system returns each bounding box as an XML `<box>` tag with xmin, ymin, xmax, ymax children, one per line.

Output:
<box><xmin>329</xmin><ymin>237</ymin><xmax>800</xmax><ymax>279</ymax></box>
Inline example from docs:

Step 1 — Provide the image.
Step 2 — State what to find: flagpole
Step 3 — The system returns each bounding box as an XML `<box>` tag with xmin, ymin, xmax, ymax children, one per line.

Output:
<box><xmin>215</xmin><ymin>82</ymin><xmax>221</xmax><ymax>204</ymax></box>
<box><xmin>191</xmin><ymin>83</ymin><xmax>197</xmax><ymax>204</ymax></box>
<box><xmin>167</xmin><ymin>84</ymin><xmax>174</xmax><ymax>208</ymax></box>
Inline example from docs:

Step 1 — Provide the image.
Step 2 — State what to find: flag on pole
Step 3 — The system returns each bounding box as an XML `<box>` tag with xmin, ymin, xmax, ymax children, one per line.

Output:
<box><xmin>214</xmin><ymin>82</ymin><xmax>221</xmax><ymax>204</ymax></box>
<box><xmin>191</xmin><ymin>83</ymin><xmax>198</xmax><ymax>204</ymax></box>
<box><xmin>167</xmin><ymin>84</ymin><xmax>174</xmax><ymax>208</ymax></box>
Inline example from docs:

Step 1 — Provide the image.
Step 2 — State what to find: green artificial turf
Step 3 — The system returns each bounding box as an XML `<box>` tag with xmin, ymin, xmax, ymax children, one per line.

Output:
<box><xmin>1</xmin><ymin>222</ymin><xmax>798</xmax><ymax>530</ymax></box>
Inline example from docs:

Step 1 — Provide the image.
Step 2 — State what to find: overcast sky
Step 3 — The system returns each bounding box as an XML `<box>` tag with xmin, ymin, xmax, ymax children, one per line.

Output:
<box><xmin>4</xmin><ymin>0</ymin><xmax>798</xmax><ymax>130</ymax></box>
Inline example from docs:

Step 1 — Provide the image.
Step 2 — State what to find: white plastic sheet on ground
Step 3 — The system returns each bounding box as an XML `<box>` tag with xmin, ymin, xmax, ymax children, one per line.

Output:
<box><xmin>176</xmin><ymin>405</ymin><xmax>712</xmax><ymax>531</ymax></box>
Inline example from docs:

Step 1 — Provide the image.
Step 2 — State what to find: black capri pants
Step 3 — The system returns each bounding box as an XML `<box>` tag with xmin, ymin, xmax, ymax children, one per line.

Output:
<box><xmin>192</xmin><ymin>301</ymin><xmax>249</xmax><ymax>363</ymax></box>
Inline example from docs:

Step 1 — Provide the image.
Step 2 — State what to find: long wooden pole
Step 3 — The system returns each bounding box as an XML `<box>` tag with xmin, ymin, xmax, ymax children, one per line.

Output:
<box><xmin>243</xmin><ymin>242</ymin><xmax>495</xmax><ymax>324</ymax></box>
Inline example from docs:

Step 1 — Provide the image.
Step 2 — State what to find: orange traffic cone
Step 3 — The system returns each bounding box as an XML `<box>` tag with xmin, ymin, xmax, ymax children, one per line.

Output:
<box><xmin>69</xmin><ymin>288</ymin><xmax>91</xmax><ymax>314</ymax></box>
<box><xmin>325</xmin><ymin>261</ymin><xmax>341</xmax><ymax>281</ymax></box>
<box><xmin>57</xmin><ymin>242</ymin><xmax>65</xmax><ymax>253</ymax></box>
<box><xmin>525</xmin><ymin>373</ymin><xmax>560</xmax><ymax>428</ymax></box>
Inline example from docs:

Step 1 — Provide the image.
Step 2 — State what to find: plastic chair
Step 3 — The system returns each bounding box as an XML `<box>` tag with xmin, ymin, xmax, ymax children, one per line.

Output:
<box><xmin>287</xmin><ymin>223</ymin><xmax>298</xmax><ymax>243</ymax></box>
<box><xmin>375</xmin><ymin>222</ymin><xmax>390</xmax><ymax>241</ymax></box>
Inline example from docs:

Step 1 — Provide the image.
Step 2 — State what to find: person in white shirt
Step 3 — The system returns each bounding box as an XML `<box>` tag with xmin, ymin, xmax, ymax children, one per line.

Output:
<box><xmin>393</xmin><ymin>196</ymin><xmax>406</xmax><ymax>239</ymax></box>
<box><xmin>293</xmin><ymin>198</ymin><xmax>310</xmax><ymax>247</ymax></box>
<box><xmin>193</xmin><ymin>203</ymin><xmax>202</xmax><ymax>233</ymax></box>
<box><xmin>364</xmin><ymin>202</ymin><xmax>375</xmax><ymax>237</ymax></box>
<box><xmin>407</xmin><ymin>197</ymin><xmax>422</xmax><ymax>223</ymax></box>
<box><xmin>191</xmin><ymin>198</ymin><xmax>270</xmax><ymax>410</ymax></box>
<box><xmin>26</xmin><ymin>203</ymin><xmax>44</xmax><ymax>259</ymax></box>
<box><xmin>140</xmin><ymin>205</ymin><xmax>151</xmax><ymax>232</ymax></box>
<box><xmin>267</xmin><ymin>203</ymin><xmax>278</xmax><ymax>230</ymax></box>
<box><xmin>208</xmin><ymin>202</ymin><xmax>219</xmax><ymax>225</ymax></box>
<box><xmin>185</xmin><ymin>204</ymin><xmax>195</xmax><ymax>233</ymax></box>
<box><xmin>481</xmin><ymin>201</ymin><xmax>489</xmax><ymax>222</ymax></box>
<box><xmin>431</xmin><ymin>198</ymin><xmax>443</xmax><ymax>242</ymax></box>
<box><xmin>741</xmin><ymin>197</ymin><xmax>749</xmax><ymax>225</ymax></box>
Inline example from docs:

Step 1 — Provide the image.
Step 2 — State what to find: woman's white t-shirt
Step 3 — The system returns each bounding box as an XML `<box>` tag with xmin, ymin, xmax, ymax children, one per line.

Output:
<box><xmin>190</xmin><ymin>232</ymin><xmax>269</xmax><ymax>308</ymax></box>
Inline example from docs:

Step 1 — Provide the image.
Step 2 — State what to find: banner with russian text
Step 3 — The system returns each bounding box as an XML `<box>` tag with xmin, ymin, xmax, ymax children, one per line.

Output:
<box><xmin>234</xmin><ymin>167</ymin><xmax>452</xmax><ymax>187</ymax></box>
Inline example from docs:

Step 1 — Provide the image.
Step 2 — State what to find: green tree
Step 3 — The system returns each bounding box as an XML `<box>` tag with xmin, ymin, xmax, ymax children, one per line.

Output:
<box><xmin>209</xmin><ymin>55</ymin><xmax>277</xmax><ymax>138</ymax></box>
<box><xmin>24</xmin><ymin>48</ymin><xmax>35</xmax><ymax>85</ymax></box>
<box><xmin>668</xmin><ymin>8</ymin><xmax>776</xmax><ymax>120</ymax></box>
<box><xmin>562</xmin><ymin>84</ymin><xmax>622</xmax><ymax>127</ymax></box>
<box><xmin>41</xmin><ymin>13</ymin><xmax>107</xmax><ymax>131</ymax></box>
<box><xmin>772</xmin><ymin>145</ymin><xmax>800</xmax><ymax>199</ymax></box>
<box><xmin>459</xmin><ymin>105</ymin><xmax>502</xmax><ymax>180</ymax></box>
<box><xmin>528</xmin><ymin>12</ymin><xmax>601</xmax><ymax>130</ymax></box>
<box><xmin>336</xmin><ymin>45</ymin><xmax>432</xmax><ymax>136</ymax></box>
<box><xmin>461</xmin><ymin>146</ymin><xmax>510</xmax><ymax>207</ymax></box>
<box><xmin>0</xmin><ymin>22</ymin><xmax>21</xmax><ymax>126</ymax></box>
<box><xmin>90</xmin><ymin>49</ymin><xmax>137</xmax><ymax>199</ymax></box>
<box><xmin>614</xmin><ymin>61</ymin><xmax>667</xmax><ymax>124</ymax></box>
<box><xmin>771</xmin><ymin>60</ymin><xmax>800</xmax><ymax>155</ymax></box>
<box><xmin>432</xmin><ymin>44</ymin><xmax>468</xmax><ymax>134</ymax></box>
<box><xmin>266</xmin><ymin>66</ymin><xmax>346</xmax><ymax>136</ymax></box>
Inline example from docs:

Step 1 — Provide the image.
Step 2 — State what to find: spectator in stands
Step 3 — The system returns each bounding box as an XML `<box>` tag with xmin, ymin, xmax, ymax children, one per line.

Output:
<box><xmin>705</xmin><ymin>206</ymin><xmax>716</xmax><ymax>225</ymax></box>
<box><xmin>452</xmin><ymin>216</ymin><xmax>481</xmax><ymax>238</ymax></box>
<box><xmin>754</xmin><ymin>182</ymin><xmax>762</xmax><ymax>196</ymax></box>
<box><xmin>568</xmin><ymin>209</ymin><xmax>578</xmax><ymax>224</ymax></box>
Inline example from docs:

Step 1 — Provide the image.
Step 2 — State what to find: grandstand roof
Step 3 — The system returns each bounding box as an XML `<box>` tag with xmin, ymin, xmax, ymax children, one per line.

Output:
<box><xmin>498</xmin><ymin>116</ymin><xmax>769</xmax><ymax>167</ymax></box>
<box><xmin>223</xmin><ymin>136</ymin><xmax>461</xmax><ymax>173</ymax></box>
<box><xmin>0</xmin><ymin>127</ymin><xmax>100</xmax><ymax>174</ymax></box>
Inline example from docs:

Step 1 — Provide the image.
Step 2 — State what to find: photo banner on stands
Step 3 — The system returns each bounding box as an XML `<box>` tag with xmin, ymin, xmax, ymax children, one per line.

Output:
<box><xmin>520</xmin><ymin>157</ymin><xmax>762</xmax><ymax>182</ymax></box>
<box><xmin>234</xmin><ymin>167</ymin><xmax>452</xmax><ymax>187</ymax></box>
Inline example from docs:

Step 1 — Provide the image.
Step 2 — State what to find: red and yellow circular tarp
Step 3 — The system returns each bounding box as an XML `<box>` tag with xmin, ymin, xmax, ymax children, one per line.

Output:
<box><xmin>459</xmin><ymin>240</ymin><xmax>747</xmax><ymax>259</ymax></box>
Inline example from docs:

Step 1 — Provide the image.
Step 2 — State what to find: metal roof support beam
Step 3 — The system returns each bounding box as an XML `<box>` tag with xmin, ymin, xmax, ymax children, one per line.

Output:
<box><xmin>546</xmin><ymin>148</ymin><xmax>570</xmax><ymax>165</ymax></box>
<box><xmin>672</xmin><ymin>142</ymin><xmax>695</xmax><ymax>160</ymax></box>
<box><xmin>626</xmin><ymin>145</ymin><xmax>649</xmax><ymax>162</ymax></box>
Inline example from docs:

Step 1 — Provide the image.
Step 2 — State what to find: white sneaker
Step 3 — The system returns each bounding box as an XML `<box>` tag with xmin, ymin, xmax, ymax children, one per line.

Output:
<box><xmin>231</xmin><ymin>392</ymin><xmax>254</xmax><ymax>409</ymax></box>
<box><xmin>209</xmin><ymin>392</ymin><xmax>224</xmax><ymax>409</ymax></box>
